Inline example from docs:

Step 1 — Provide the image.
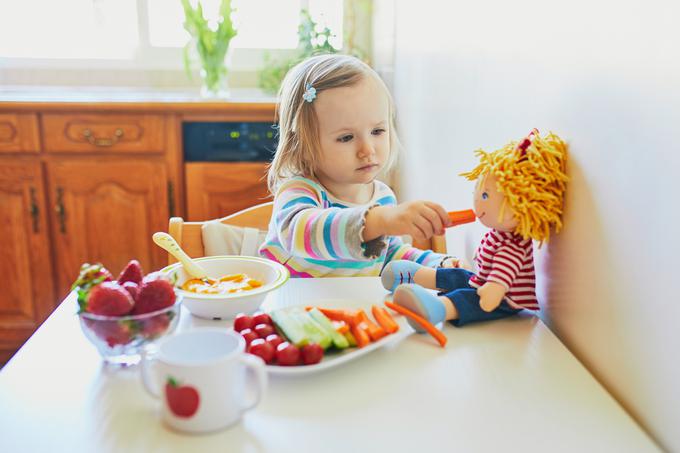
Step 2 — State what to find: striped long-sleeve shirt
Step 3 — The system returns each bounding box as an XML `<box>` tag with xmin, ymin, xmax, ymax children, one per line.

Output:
<box><xmin>469</xmin><ymin>229</ymin><xmax>538</xmax><ymax>310</ymax></box>
<box><xmin>258</xmin><ymin>176</ymin><xmax>447</xmax><ymax>277</ymax></box>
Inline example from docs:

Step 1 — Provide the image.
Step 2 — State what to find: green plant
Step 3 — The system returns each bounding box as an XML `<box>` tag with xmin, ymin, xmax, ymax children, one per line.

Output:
<box><xmin>181</xmin><ymin>0</ymin><xmax>237</xmax><ymax>95</ymax></box>
<box><xmin>258</xmin><ymin>9</ymin><xmax>346</xmax><ymax>95</ymax></box>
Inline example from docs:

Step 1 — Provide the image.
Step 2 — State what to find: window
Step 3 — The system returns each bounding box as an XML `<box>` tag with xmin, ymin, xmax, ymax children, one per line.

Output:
<box><xmin>0</xmin><ymin>0</ymin><xmax>344</xmax><ymax>87</ymax></box>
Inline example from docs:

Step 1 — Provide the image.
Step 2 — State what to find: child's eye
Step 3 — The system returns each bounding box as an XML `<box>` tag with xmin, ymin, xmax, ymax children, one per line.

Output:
<box><xmin>372</xmin><ymin>128</ymin><xmax>386</xmax><ymax>136</ymax></box>
<box><xmin>481</xmin><ymin>192</ymin><xmax>489</xmax><ymax>200</ymax></box>
<box><xmin>337</xmin><ymin>134</ymin><xmax>353</xmax><ymax>143</ymax></box>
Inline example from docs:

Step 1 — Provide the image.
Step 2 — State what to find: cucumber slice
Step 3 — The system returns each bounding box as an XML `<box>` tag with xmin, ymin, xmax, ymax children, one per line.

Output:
<box><xmin>343</xmin><ymin>330</ymin><xmax>357</xmax><ymax>347</ymax></box>
<box><xmin>308</xmin><ymin>308</ymin><xmax>350</xmax><ymax>349</ymax></box>
<box><xmin>270</xmin><ymin>308</ymin><xmax>309</xmax><ymax>347</ymax></box>
<box><xmin>289</xmin><ymin>308</ymin><xmax>333</xmax><ymax>350</ymax></box>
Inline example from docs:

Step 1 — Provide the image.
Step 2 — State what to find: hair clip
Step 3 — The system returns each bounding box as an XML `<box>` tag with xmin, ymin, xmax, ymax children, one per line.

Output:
<box><xmin>302</xmin><ymin>83</ymin><xmax>317</xmax><ymax>103</ymax></box>
<box><xmin>517</xmin><ymin>128</ymin><xmax>539</xmax><ymax>155</ymax></box>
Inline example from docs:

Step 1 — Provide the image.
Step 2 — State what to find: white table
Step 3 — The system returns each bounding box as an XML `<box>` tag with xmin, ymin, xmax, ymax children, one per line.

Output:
<box><xmin>0</xmin><ymin>278</ymin><xmax>658</xmax><ymax>452</ymax></box>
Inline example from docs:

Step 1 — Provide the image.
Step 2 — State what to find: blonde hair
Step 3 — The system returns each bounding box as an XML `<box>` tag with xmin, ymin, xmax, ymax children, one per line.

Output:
<box><xmin>461</xmin><ymin>130</ymin><xmax>569</xmax><ymax>244</ymax></box>
<box><xmin>267</xmin><ymin>54</ymin><xmax>399</xmax><ymax>193</ymax></box>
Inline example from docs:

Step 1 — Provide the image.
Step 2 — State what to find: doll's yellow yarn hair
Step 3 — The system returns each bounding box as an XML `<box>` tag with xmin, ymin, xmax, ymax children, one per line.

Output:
<box><xmin>460</xmin><ymin>130</ymin><xmax>568</xmax><ymax>244</ymax></box>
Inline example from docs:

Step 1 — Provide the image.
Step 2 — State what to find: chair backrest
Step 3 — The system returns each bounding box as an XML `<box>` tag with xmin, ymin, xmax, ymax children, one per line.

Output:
<box><xmin>412</xmin><ymin>235</ymin><xmax>447</xmax><ymax>255</ymax></box>
<box><xmin>166</xmin><ymin>202</ymin><xmax>273</xmax><ymax>264</ymax></box>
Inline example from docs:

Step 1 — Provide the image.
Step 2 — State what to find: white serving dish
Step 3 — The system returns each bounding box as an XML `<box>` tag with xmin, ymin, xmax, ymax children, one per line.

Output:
<box><xmin>264</xmin><ymin>297</ymin><xmax>414</xmax><ymax>376</ymax></box>
<box><xmin>162</xmin><ymin>256</ymin><xmax>289</xmax><ymax>320</ymax></box>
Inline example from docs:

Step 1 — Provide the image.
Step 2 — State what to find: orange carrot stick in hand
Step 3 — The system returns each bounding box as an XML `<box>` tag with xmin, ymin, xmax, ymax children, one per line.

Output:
<box><xmin>384</xmin><ymin>301</ymin><xmax>447</xmax><ymax>347</ymax></box>
<box><xmin>447</xmin><ymin>209</ymin><xmax>476</xmax><ymax>227</ymax></box>
<box><xmin>371</xmin><ymin>305</ymin><xmax>399</xmax><ymax>334</ymax></box>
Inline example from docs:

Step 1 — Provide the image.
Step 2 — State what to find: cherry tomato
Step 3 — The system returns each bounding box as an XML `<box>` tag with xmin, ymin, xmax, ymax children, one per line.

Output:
<box><xmin>265</xmin><ymin>334</ymin><xmax>284</xmax><ymax>350</ymax></box>
<box><xmin>248</xmin><ymin>338</ymin><xmax>275</xmax><ymax>364</ymax></box>
<box><xmin>275</xmin><ymin>342</ymin><xmax>301</xmax><ymax>366</ymax></box>
<box><xmin>254</xmin><ymin>323</ymin><xmax>275</xmax><ymax>338</ymax></box>
<box><xmin>301</xmin><ymin>343</ymin><xmax>324</xmax><ymax>365</ymax></box>
<box><xmin>252</xmin><ymin>312</ymin><xmax>273</xmax><ymax>326</ymax></box>
<box><xmin>233</xmin><ymin>313</ymin><xmax>255</xmax><ymax>333</ymax></box>
<box><xmin>239</xmin><ymin>328</ymin><xmax>259</xmax><ymax>346</ymax></box>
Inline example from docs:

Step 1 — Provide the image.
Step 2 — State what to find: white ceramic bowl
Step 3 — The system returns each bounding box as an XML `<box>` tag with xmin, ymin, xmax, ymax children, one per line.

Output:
<box><xmin>161</xmin><ymin>256</ymin><xmax>289</xmax><ymax>320</ymax></box>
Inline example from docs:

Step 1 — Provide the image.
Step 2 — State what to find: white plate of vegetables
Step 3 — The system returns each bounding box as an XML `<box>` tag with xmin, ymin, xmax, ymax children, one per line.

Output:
<box><xmin>232</xmin><ymin>298</ymin><xmax>413</xmax><ymax>376</ymax></box>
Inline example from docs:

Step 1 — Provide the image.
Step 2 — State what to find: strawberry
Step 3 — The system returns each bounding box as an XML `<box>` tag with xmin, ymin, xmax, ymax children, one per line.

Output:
<box><xmin>103</xmin><ymin>323</ymin><xmax>134</xmax><ymax>347</ymax></box>
<box><xmin>122</xmin><ymin>281</ymin><xmax>139</xmax><ymax>301</ymax></box>
<box><xmin>72</xmin><ymin>262</ymin><xmax>114</xmax><ymax>310</ymax></box>
<box><xmin>117</xmin><ymin>259</ymin><xmax>144</xmax><ymax>285</ymax></box>
<box><xmin>94</xmin><ymin>320</ymin><xmax>135</xmax><ymax>347</ymax></box>
<box><xmin>82</xmin><ymin>282</ymin><xmax>134</xmax><ymax>316</ymax></box>
<box><xmin>141</xmin><ymin>313</ymin><xmax>172</xmax><ymax>339</ymax></box>
<box><xmin>133</xmin><ymin>278</ymin><xmax>176</xmax><ymax>315</ymax></box>
<box><xmin>71</xmin><ymin>262</ymin><xmax>113</xmax><ymax>292</ymax></box>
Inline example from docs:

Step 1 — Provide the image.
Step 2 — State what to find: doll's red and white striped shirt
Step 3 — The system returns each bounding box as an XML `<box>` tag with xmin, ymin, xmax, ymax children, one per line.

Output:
<box><xmin>469</xmin><ymin>229</ymin><xmax>538</xmax><ymax>310</ymax></box>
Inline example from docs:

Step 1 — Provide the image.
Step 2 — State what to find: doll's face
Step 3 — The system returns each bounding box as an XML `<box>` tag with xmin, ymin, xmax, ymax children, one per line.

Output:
<box><xmin>473</xmin><ymin>173</ymin><xmax>518</xmax><ymax>232</ymax></box>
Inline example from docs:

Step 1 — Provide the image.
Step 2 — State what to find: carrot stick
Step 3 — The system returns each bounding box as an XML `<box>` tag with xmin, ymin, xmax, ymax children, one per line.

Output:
<box><xmin>343</xmin><ymin>329</ymin><xmax>357</xmax><ymax>347</ymax></box>
<box><xmin>317</xmin><ymin>308</ymin><xmax>360</xmax><ymax>327</ymax></box>
<box><xmin>384</xmin><ymin>301</ymin><xmax>447</xmax><ymax>347</ymax></box>
<box><xmin>350</xmin><ymin>323</ymin><xmax>371</xmax><ymax>348</ymax></box>
<box><xmin>357</xmin><ymin>310</ymin><xmax>386</xmax><ymax>341</ymax></box>
<box><xmin>332</xmin><ymin>320</ymin><xmax>350</xmax><ymax>334</ymax></box>
<box><xmin>447</xmin><ymin>209</ymin><xmax>476</xmax><ymax>227</ymax></box>
<box><xmin>371</xmin><ymin>305</ymin><xmax>399</xmax><ymax>334</ymax></box>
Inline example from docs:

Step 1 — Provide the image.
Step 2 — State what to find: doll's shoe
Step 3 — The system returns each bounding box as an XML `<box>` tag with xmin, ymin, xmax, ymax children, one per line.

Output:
<box><xmin>381</xmin><ymin>260</ymin><xmax>423</xmax><ymax>293</ymax></box>
<box><xmin>392</xmin><ymin>284</ymin><xmax>446</xmax><ymax>333</ymax></box>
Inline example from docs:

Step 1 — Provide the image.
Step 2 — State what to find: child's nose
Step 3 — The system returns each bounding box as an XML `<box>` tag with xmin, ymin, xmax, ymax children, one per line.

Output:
<box><xmin>357</xmin><ymin>141</ymin><xmax>375</xmax><ymax>159</ymax></box>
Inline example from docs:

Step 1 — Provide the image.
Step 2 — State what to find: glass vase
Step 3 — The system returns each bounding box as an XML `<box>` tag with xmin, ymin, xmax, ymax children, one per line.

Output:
<box><xmin>199</xmin><ymin>66</ymin><xmax>229</xmax><ymax>99</ymax></box>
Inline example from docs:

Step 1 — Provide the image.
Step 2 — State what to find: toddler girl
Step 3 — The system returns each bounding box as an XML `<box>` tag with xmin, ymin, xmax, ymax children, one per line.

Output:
<box><xmin>259</xmin><ymin>54</ymin><xmax>457</xmax><ymax>277</ymax></box>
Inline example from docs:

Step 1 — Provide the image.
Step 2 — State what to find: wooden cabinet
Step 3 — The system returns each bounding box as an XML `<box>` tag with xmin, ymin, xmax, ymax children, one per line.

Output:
<box><xmin>0</xmin><ymin>161</ymin><xmax>55</xmax><ymax>365</ymax></box>
<box><xmin>42</xmin><ymin>113</ymin><xmax>166</xmax><ymax>153</ymax></box>
<box><xmin>0</xmin><ymin>114</ymin><xmax>40</xmax><ymax>153</ymax></box>
<box><xmin>0</xmin><ymin>100</ymin><xmax>275</xmax><ymax>366</ymax></box>
<box><xmin>46</xmin><ymin>158</ymin><xmax>170</xmax><ymax>298</ymax></box>
<box><xmin>185</xmin><ymin>162</ymin><xmax>271</xmax><ymax>221</ymax></box>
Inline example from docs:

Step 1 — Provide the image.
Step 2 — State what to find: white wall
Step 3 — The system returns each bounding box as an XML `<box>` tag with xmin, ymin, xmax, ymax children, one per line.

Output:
<box><xmin>390</xmin><ymin>0</ymin><xmax>680</xmax><ymax>450</ymax></box>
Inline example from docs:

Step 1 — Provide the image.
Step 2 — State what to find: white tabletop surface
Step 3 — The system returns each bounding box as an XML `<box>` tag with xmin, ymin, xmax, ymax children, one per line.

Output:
<box><xmin>0</xmin><ymin>277</ymin><xmax>658</xmax><ymax>452</ymax></box>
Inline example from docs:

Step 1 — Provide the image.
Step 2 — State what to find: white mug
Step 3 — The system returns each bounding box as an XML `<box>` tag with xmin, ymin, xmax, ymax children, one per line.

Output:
<box><xmin>141</xmin><ymin>327</ymin><xmax>267</xmax><ymax>433</ymax></box>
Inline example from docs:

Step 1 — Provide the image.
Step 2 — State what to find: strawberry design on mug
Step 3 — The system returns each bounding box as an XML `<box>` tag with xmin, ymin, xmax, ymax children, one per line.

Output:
<box><xmin>165</xmin><ymin>376</ymin><xmax>200</xmax><ymax>418</ymax></box>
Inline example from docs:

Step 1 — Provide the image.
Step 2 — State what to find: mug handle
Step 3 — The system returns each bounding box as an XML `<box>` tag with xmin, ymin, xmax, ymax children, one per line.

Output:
<box><xmin>140</xmin><ymin>348</ymin><xmax>161</xmax><ymax>398</ymax></box>
<box><xmin>239</xmin><ymin>354</ymin><xmax>267</xmax><ymax>413</ymax></box>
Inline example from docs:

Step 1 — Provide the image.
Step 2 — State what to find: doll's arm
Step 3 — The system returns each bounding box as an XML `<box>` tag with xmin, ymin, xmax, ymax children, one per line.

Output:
<box><xmin>478</xmin><ymin>245</ymin><xmax>523</xmax><ymax>312</ymax></box>
<box><xmin>477</xmin><ymin>281</ymin><xmax>507</xmax><ymax>312</ymax></box>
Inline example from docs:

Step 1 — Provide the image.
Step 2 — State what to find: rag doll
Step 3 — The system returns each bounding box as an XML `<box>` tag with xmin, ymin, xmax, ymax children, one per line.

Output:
<box><xmin>381</xmin><ymin>129</ymin><xmax>568</xmax><ymax>328</ymax></box>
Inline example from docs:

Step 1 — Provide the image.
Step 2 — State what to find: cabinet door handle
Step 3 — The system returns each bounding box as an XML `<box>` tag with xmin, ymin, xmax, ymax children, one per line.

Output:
<box><xmin>29</xmin><ymin>186</ymin><xmax>40</xmax><ymax>233</ymax></box>
<box><xmin>82</xmin><ymin>128</ymin><xmax>124</xmax><ymax>147</ymax></box>
<box><xmin>167</xmin><ymin>181</ymin><xmax>176</xmax><ymax>218</ymax></box>
<box><xmin>55</xmin><ymin>187</ymin><xmax>66</xmax><ymax>234</ymax></box>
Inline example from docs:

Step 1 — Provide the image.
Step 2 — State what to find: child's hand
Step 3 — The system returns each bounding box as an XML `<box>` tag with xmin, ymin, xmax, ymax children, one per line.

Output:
<box><xmin>477</xmin><ymin>281</ymin><xmax>506</xmax><ymax>312</ymax></box>
<box><xmin>366</xmin><ymin>201</ymin><xmax>451</xmax><ymax>242</ymax></box>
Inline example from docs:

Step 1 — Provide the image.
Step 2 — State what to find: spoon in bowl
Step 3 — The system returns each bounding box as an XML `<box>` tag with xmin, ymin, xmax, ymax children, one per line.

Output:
<box><xmin>152</xmin><ymin>232</ymin><xmax>212</xmax><ymax>282</ymax></box>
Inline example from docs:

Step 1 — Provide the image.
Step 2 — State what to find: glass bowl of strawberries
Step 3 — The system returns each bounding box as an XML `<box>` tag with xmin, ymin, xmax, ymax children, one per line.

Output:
<box><xmin>74</xmin><ymin>260</ymin><xmax>182</xmax><ymax>367</ymax></box>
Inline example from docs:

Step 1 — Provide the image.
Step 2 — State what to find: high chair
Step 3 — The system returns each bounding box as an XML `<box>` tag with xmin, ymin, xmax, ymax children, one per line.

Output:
<box><xmin>165</xmin><ymin>201</ymin><xmax>448</xmax><ymax>265</ymax></box>
<box><xmin>166</xmin><ymin>202</ymin><xmax>273</xmax><ymax>265</ymax></box>
<box><xmin>413</xmin><ymin>235</ymin><xmax>447</xmax><ymax>255</ymax></box>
